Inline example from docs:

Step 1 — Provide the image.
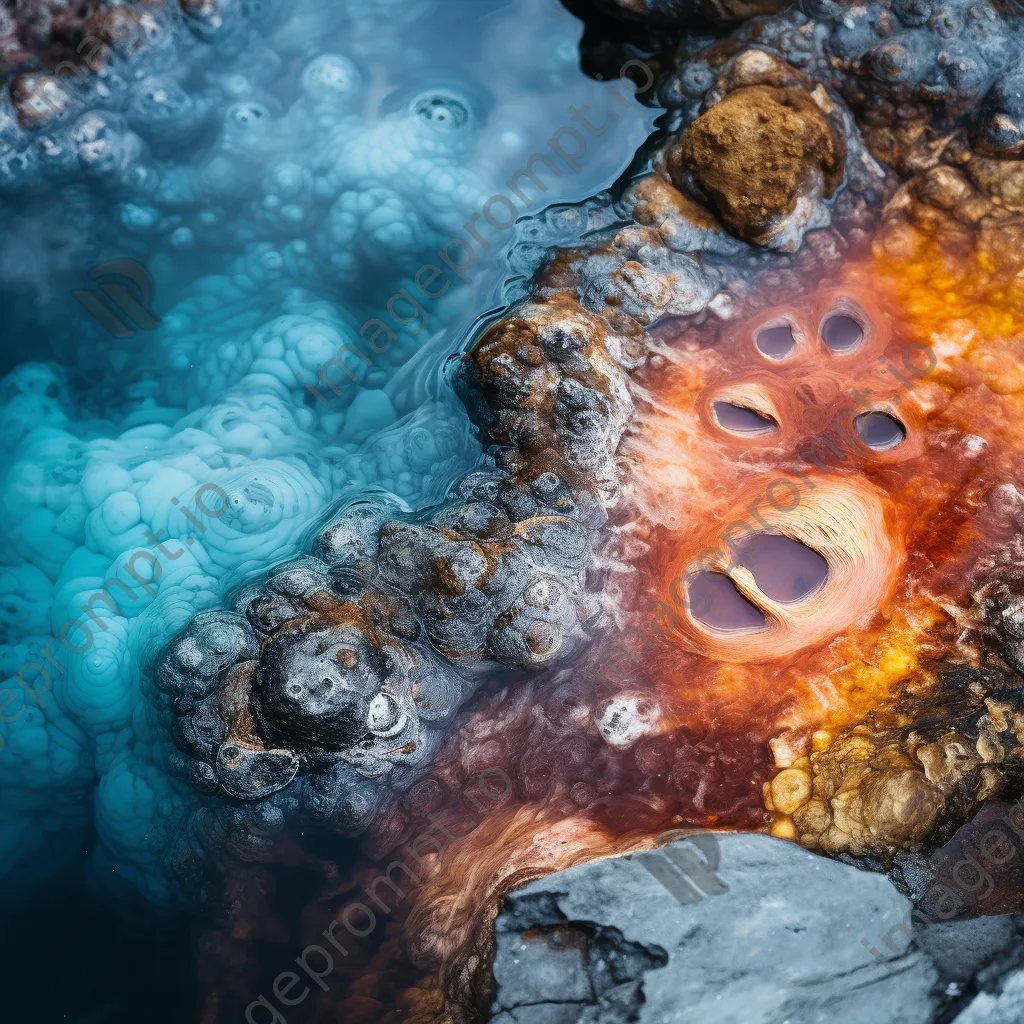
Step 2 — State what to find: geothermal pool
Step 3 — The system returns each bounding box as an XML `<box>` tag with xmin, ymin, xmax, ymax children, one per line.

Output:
<box><xmin>4</xmin><ymin>1</ymin><xmax>1024</xmax><ymax>1023</ymax></box>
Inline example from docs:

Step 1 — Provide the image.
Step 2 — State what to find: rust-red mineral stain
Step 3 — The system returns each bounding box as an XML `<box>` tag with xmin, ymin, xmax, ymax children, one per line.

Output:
<box><xmin>620</xmin><ymin>269</ymin><xmax>1020</xmax><ymax>725</ymax></box>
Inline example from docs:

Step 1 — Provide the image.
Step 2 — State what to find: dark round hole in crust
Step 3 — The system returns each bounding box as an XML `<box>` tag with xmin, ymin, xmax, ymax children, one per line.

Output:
<box><xmin>821</xmin><ymin>313</ymin><xmax>864</xmax><ymax>352</ymax></box>
<box><xmin>688</xmin><ymin>572</ymin><xmax>767</xmax><ymax>631</ymax></box>
<box><xmin>731</xmin><ymin>533</ymin><xmax>829</xmax><ymax>603</ymax></box>
<box><xmin>854</xmin><ymin>411</ymin><xmax>905</xmax><ymax>451</ymax></box>
<box><xmin>755</xmin><ymin>323</ymin><xmax>796</xmax><ymax>359</ymax></box>
<box><xmin>713</xmin><ymin>401</ymin><xmax>777</xmax><ymax>435</ymax></box>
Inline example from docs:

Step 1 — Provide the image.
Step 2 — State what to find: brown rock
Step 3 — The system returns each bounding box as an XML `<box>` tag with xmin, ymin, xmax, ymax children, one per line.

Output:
<box><xmin>672</xmin><ymin>85</ymin><xmax>847</xmax><ymax>249</ymax></box>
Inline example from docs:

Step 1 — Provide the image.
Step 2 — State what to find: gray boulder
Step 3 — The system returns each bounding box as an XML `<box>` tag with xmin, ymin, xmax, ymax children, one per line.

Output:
<box><xmin>489</xmin><ymin>833</ymin><xmax>939</xmax><ymax>1024</ymax></box>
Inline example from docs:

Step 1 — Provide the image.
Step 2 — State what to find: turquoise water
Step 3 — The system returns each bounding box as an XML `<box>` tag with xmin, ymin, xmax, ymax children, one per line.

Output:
<box><xmin>0</xmin><ymin>1</ymin><xmax>656</xmax><ymax>1020</ymax></box>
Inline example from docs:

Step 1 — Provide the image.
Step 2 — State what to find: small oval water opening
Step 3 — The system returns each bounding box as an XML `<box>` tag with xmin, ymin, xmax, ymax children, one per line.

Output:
<box><xmin>688</xmin><ymin>572</ymin><xmax>767</xmax><ymax>631</ymax></box>
<box><xmin>713</xmin><ymin>401</ymin><xmax>777</xmax><ymax>435</ymax></box>
<box><xmin>755</xmin><ymin>323</ymin><xmax>796</xmax><ymax>359</ymax></box>
<box><xmin>821</xmin><ymin>313</ymin><xmax>864</xmax><ymax>352</ymax></box>
<box><xmin>731</xmin><ymin>533</ymin><xmax>829</xmax><ymax>603</ymax></box>
<box><xmin>854</xmin><ymin>411</ymin><xmax>905</xmax><ymax>451</ymax></box>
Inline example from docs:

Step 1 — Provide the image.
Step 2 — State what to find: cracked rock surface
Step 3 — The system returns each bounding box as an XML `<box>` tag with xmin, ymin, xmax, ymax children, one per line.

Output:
<box><xmin>489</xmin><ymin>833</ymin><xmax>940</xmax><ymax>1024</ymax></box>
<box><xmin>488</xmin><ymin>828</ymin><xmax>1024</xmax><ymax>1023</ymax></box>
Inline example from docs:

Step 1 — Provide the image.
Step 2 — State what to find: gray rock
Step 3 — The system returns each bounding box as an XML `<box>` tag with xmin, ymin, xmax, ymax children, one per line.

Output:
<box><xmin>954</xmin><ymin>968</ymin><xmax>1024</xmax><ymax>1023</ymax></box>
<box><xmin>915</xmin><ymin>916</ymin><xmax>1019</xmax><ymax>983</ymax></box>
<box><xmin>489</xmin><ymin>833</ymin><xmax>939</xmax><ymax>1024</ymax></box>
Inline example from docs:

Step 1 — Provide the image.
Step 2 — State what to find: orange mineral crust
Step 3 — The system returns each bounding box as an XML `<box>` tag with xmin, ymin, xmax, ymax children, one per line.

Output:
<box><xmin>618</xmin><ymin>253</ymin><xmax>1024</xmax><ymax>751</ymax></box>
